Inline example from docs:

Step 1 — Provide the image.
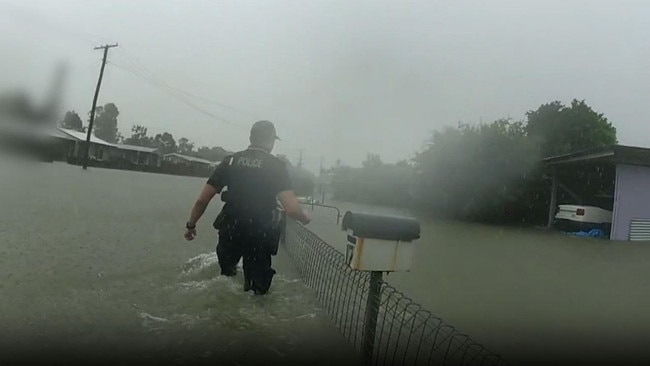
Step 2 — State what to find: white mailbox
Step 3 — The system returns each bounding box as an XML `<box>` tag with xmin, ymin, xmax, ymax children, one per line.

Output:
<box><xmin>341</xmin><ymin>211</ymin><xmax>420</xmax><ymax>272</ymax></box>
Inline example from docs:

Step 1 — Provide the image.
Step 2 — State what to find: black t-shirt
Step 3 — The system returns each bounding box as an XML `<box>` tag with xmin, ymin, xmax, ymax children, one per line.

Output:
<box><xmin>207</xmin><ymin>147</ymin><xmax>292</xmax><ymax>222</ymax></box>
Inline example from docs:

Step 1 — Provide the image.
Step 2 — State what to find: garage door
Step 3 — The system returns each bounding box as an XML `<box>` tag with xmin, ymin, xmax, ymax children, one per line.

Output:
<box><xmin>629</xmin><ymin>219</ymin><xmax>650</xmax><ymax>241</ymax></box>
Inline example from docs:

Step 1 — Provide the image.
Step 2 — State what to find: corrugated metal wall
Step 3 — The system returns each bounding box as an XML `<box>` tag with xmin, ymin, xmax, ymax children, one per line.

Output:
<box><xmin>611</xmin><ymin>164</ymin><xmax>650</xmax><ymax>241</ymax></box>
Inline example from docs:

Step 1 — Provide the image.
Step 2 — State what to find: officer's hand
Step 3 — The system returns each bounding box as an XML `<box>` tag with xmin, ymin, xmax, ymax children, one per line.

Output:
<box><xmin>184</xmin><ymin>228</ymin><xmax>197</xmax><ymax>241</ymax></box>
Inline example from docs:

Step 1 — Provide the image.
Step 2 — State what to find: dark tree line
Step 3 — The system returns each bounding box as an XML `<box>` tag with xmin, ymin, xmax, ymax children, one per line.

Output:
<box><xmin>331</xmin><ymin>99</ymin><xmax>618</xmax><ymax>225</ymax></box>
<box><xmin>330</xmin><ymin>154</ymin><xmax>414</xmax><ymax>207</ymax></box>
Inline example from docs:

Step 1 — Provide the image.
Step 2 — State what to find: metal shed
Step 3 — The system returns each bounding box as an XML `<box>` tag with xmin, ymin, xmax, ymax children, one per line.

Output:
<box><xmin>544</xmin><ymin>145</ymin><xmax>650</xmax><ymax>241</ymax></box>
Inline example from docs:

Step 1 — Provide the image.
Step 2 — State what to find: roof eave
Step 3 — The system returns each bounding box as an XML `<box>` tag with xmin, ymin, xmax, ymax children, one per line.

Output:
<box><xmin>543</xmin><ymin>145</ymin><xmax>618</xmax><ymax>166</ymax></box>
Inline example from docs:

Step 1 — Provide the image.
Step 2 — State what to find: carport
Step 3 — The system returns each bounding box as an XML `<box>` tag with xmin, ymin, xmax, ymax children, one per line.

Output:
<box><xmin>544</xmin><ymin>145</ymin><xmax>650</xmax><ymax>241</ymax></box>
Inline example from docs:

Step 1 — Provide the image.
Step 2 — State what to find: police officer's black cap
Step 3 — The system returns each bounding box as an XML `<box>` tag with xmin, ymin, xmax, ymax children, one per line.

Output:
<box><xmin>250</xmin><ymin>120</ymin><xmax>280</xmax><ymax>141</ymax></box>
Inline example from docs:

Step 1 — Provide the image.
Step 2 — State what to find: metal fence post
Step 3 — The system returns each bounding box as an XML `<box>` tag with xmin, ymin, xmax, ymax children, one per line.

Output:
<box><xmin>363</xmin><ymin>270</ymin><xmax>383</xmax><ymax>365</ymax></box>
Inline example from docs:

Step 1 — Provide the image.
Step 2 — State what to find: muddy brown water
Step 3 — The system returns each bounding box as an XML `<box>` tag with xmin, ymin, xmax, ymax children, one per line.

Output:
<box><xmin>0</xmin><ymin>157</ymin><xmax>360</xmax><ymax>365</ymax></box>
<box><xmin>4</xmin><ymin>157</ymin><xmax>650</xmax><ymax>365</ymax></box>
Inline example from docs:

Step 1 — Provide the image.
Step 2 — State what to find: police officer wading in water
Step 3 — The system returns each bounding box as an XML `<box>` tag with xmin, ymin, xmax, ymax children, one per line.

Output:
<box><xmin>184</xmin><ymin>120</ymin><xmax>311</xmax><ymax>295</ymax></box>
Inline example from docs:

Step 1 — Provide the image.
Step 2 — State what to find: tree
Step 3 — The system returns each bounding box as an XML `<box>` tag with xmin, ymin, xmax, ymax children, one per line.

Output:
<box><xmin>524</xmin><ymin>100</ymin><xmax>619</xmax><ymax>221</ymax></box>
<box><xmin>273</xmin><ymin>154</ymin><xmax>316</xmax><ymax>196</ymax></box>
<box><xmin>525</xmin><ymin>99</ymin><xmax>617</xmax><ymax>158</ymax></box>
<box><xmin>154</xmin><ymin>132</ymin><xmax>177</xmax><ymax>154</ymax></box>
<box><xmin>178</xmin><ymin>137</ymin><xmax>195</xmax><ymax>155</ymax></box>
<box><xmin>413</xmin><ymin>119</ymin><xmax>541</xmax><ymax>222</ymax></box>
<box><xmin>331</xmin><ymin>154</ymin><xmax>416</xmax><ymax>207</ymax></box>
<box><xmin>196</xmin><ymin>146</ymin><xmax>230</xmax><ymax>162</ymax></box>
<box><xmin>92</xmin><ymin>103</ymin><xmax>119</xmax><ymax>143</ymax></box>
<box><xmin>362</xmin><ymin>153</ymin><xmax>382</xmax><ymax>168</ymax></box>
<box><xmin>310</xmin><ymin>99</ymin><xmax>618</xmax><ymax>225</ymax></box>
<box><xmin>60</xmin><ymin>111</ymin><xmax>83</xmax><ymax>131</ymax></box>
<box><xmin>289</xmin><ymin>165</ymin><xmax>317</xmax><ymax>197</ymax></box>
<box><xmin>123</xmin><ymin>125</ymin><xmax>156</xmax><ymax>147</ymax></box>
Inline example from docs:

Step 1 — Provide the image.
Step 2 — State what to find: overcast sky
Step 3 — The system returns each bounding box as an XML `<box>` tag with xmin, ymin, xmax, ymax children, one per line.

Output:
<box><xmin>1</xmin><ymin>0</ymin><xmax>649</xmax><ymax>173</ymax></box>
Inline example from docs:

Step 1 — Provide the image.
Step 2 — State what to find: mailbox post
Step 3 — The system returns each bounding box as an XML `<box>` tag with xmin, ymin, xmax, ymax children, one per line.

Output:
<box><xmin>341</xmin><ymin>211</ymin><xmax>421</xmax><ymax>365</ymax></box>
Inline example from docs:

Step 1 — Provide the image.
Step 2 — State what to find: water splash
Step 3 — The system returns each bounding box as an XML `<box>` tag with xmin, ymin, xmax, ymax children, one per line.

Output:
<box><xmin>181</xmin><ymin>252</ymin><xmax>220</xmax><ymax>276</ymax></box>
<box><xmin>132</xmin><ymin>251</ymin><xmax>326</xmax><ymax>338</ymax></box>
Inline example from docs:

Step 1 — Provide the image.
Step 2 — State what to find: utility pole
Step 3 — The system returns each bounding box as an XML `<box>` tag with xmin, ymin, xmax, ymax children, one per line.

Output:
<box><xmin>319</xmin><ymin>156</ymin><xmax>324</xmax><ymax>177</ymax></box>
<box><xmin>297</xmin><ymin>149</ymin><xmax>304</xmax><ymax>169</ymax></box>
<box><xmin>82</xmin><ymin>43</ymin><xmax>118</xmax><ymax>170</ymax></box>
<box><xmin>319</xmin><ymin>156</ymin><xmax>325</xmax><ymax>204</ymax></box>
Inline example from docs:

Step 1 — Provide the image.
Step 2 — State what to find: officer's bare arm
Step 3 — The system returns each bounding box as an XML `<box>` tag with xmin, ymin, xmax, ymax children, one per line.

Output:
<box><xmin>278</xmin><ymin>190</ymin><xmax>311</xmax><ymax>224</ymax></box>
<box><xmin>188</xmin><ymin>184</ymin><xmax>220</xmax><ymax>226</ymax></box>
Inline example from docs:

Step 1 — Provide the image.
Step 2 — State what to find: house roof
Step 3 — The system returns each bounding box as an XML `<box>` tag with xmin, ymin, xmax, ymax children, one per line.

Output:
<box><xmin>115</xmin><ymin>144</ymin><xmax>159</xmax><ymax>153</ymax></box>
<box><xmin>44</xmin><ymin>127</ymin><xmax>76</xmax><ymax>140</ymax></box>
<box><xmin>57</xmin><ymin>127</ymin><xmax>114</xmax><ymax>147</ymax></box>
<box><xmin>164</xmin><ymin>153</ymin><xmax>216</xmax><ymax>165</ymax></box>
<box><xmin>544</xmin><ymin>145</ymin><xmax>650</xmax><ymax>168</ymax></box>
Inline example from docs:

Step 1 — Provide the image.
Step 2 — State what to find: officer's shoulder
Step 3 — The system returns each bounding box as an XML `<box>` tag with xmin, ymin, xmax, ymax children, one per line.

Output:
<box><xmin>227</xmin><ymin>150</ymin><xmax>249</xmax><ymax>159</ymax></box>
<box><xmin>219</xmin><ymin>153</ymin><xmax>236</xmax><ymax>163</ymax></box>
<box><xmin>233</xmin><ymin>150</ymin><xmax>248</xmax><ymax>156</ymax></box>
<box><xmin>269</xmin><ymin>154</ymin><xmax>288</xmax><ymax>166</ymax></box>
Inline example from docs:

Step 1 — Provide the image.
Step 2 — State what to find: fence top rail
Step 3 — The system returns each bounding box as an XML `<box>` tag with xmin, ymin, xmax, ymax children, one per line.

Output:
<box><xmin>300</xmin><ymin>201</ymin><xmax>341</xmax><ymax>213</ymax></box>
<box><xmin>299</xmin><ymin>202</ymin><xmax>342</xmax><ymax>223</ymax></box>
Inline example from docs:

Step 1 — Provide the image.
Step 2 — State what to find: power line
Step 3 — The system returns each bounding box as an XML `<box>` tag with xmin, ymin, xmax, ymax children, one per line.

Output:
<box><xmin>108</xmin><ymin>60</ymin><xmax>248</xmax><ymax>130</ymax></box>
<box><xmin>0</xmin><ymin>4</ymin><xmax>327</xmax><ymax>166</ymax></box>
<box><xmin>3</xmin><ymin>3</ymin><xmax>246</xmax><ymax>126</ymax></box>
<box><xmin>297</xmin><ymin>149</ymin><xmax>304</xmax><ymax>169</ymax></box>
<box><xmin>173</xmin><ymin>88</ymin><xmax>256</xmax><ymax>118</ymax></box>
<box><xmin>102</xmin><ymin>48</ymin><xmax>313</xmax><ymax>156</ymax></box>
<box><xmin>107</xmin><ymin>57</ymin><xmax>228</xmax><ymax>121</ymax></box>
<box><xmin>113</xmin><ymin>47</ymin><xmax>257</xmax><ymax>119</ymax></box>
<box><xmin>2</xmin><ymin>3</ymin><xmax>318</xmax><ymax>154</ymax></box>
<box><xmin>109</xmin><ymin>59</ymin><xmax>314</xmax><ymax>159</ymax></box>
<box><xmin>108</xmin><ymin>60</ymin><xmax>252</xmax><ymax>133</ymax></box>
<box><xmin>111</xmin><ymin>48</ymin><xmax>320</xmax><ymax>138</ymax></box>
<box><xmin>110</xmin><ymin>61</ymin><xmax>322</xmax><ymax>168</ymax></box>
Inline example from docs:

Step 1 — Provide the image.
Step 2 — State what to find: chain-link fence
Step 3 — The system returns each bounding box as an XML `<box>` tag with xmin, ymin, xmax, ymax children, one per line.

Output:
<box><xmin>282</xmin><ymin>218</ymin><xmax>509</xmax><ymax>366</ymax></box>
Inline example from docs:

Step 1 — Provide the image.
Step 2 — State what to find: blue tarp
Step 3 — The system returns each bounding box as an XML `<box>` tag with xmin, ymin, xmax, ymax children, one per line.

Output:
<box><xmin>563</xmin><ymin>228</ymin><xmax>607</xmax><ymax>238</ymax></box>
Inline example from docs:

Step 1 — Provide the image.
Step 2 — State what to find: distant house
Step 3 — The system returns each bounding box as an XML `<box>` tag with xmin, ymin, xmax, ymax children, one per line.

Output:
<box><xmin>56</xmin><ymin>127</ymin><xmax>115</xmax><ymax>163</ymax></box>
<box><xmin>163</xmin><ymin>153</ymin><xmax>217</xmax><ymax>168</ymax></box>
<box><xmin>113</xmin><ymin>144</ymin><xmax>161</xmax><ymax>168</ymax></box>
<box><xmin>36</xmin><ymin>125</ymin><xmax>77</xmax><ymax>161</ymax></box>
<box><xmin>162</xmin><ymin>153</ymin><xmax>217</xmax><ymax>177</ymax></box>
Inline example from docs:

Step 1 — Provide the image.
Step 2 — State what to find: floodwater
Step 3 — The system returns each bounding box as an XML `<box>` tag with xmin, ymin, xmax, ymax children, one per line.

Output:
<box><xmin>0</xmin><ymin>157</ymin><xmax>360</xmax><ymax>365</ymax></box>
<box><xmin>307</xmin><ymin>200</ymin><xmax>650</xmax><ymax>365</ymax></box>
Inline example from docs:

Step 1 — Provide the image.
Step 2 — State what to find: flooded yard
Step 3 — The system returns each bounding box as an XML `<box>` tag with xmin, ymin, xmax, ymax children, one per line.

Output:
<box><xmin>306</xmin><ymin>200</ymin><xmax>650</xmax><ymax>365</ymax></box>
